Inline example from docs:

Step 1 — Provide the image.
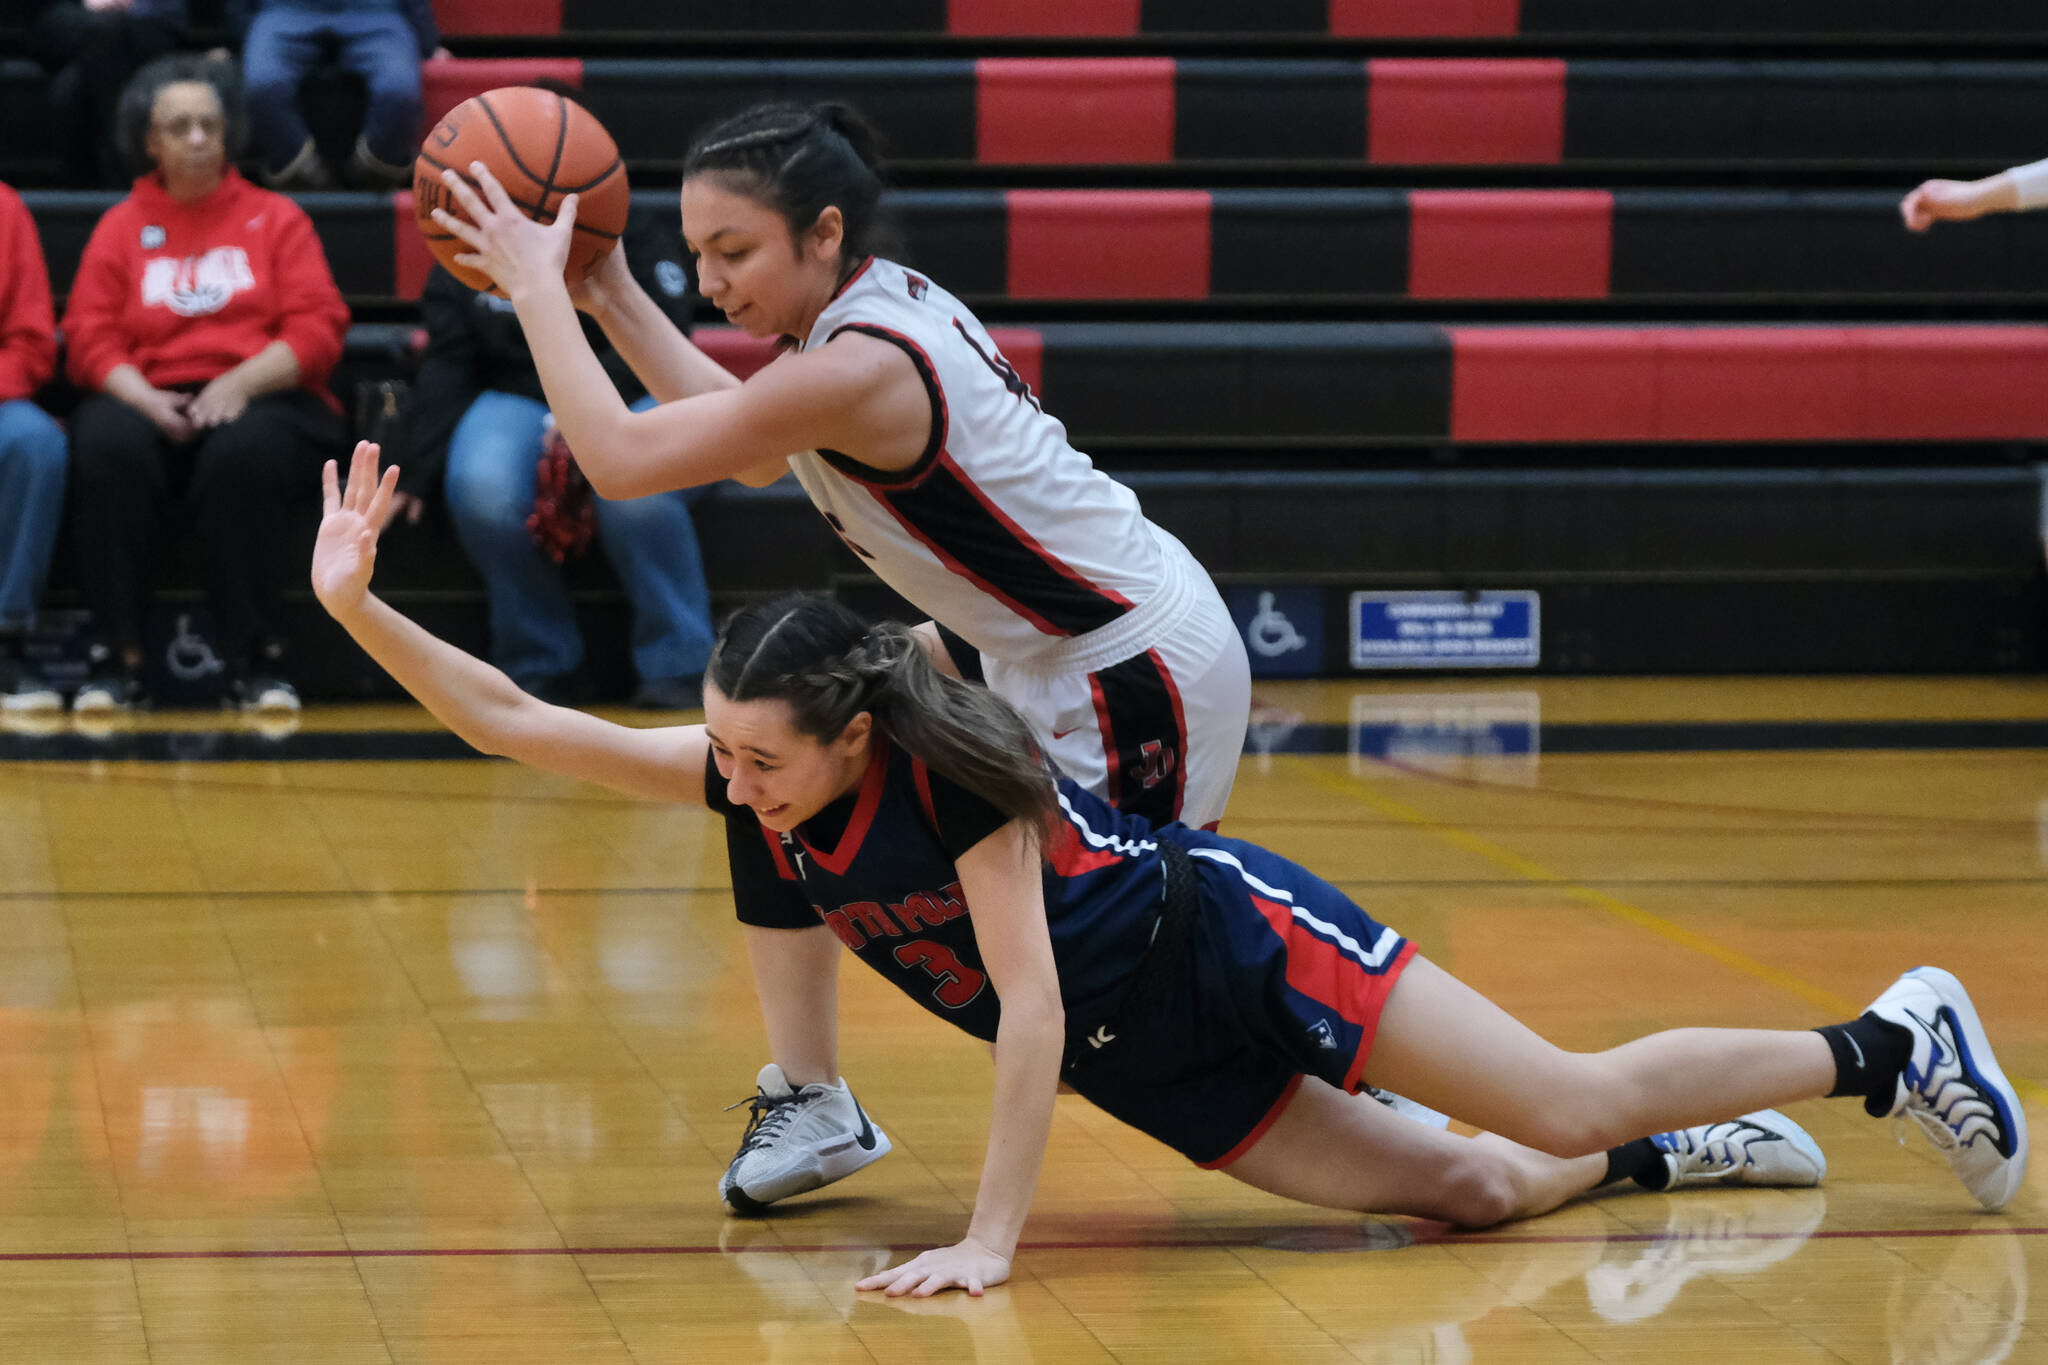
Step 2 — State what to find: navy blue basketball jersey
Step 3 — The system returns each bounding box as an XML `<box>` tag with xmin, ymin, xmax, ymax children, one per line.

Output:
<box><xmin>708</xmin><ymin>742</ymin><xmax>1169</xmax><ymax>1040</ymax></box>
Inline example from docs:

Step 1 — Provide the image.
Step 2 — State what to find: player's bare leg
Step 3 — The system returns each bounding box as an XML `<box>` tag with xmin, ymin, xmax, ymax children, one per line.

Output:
<box><xmin>1361</xmin><ymin>957</ymin><xmax>1836</xmax><ymax>1156</ymax></box>
<box><xmin>720</xmin><ymin>924</ymin><xmax>893</xmax><ymax>1213</ymax></box>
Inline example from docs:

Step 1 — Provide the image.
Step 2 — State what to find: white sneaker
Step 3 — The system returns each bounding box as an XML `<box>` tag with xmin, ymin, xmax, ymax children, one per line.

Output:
<box><xmin>1363</xmin><ymin>1085</ymin><xmax>1452</xmax><ymax>1130</ymax></box>
<box><xmin>719</xmin><ymin>1063</ymin><xmax>891</xmax><ymax>1214</ymax></box>
<box><xmin>1587</xmin><ymin>1187</ymin><xmax>1827</xmax><ymax>1324</ymax></box>
<box><xmin>1652</xmin><ymin>1109</ymin><xmax>1826</xmax><ymax>1189</ymax></box>
<box><xmin>1864</xmin><ymin>966</ymin><xmax>2028</xmax><ymax>1211</ymax></box>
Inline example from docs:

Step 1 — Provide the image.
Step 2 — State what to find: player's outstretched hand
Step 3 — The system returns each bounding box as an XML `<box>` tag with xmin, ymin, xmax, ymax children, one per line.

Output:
<box><xmin>855</xmin><ymin>1238</ymin><xmax>1012</xmax><ymax>1298</ymax></box>
<box><xmin>434</xmin><ymin>161</ymin><xmax>576</xmax><ymax>300</ymax></box>
<box><xmin>1900</xmin><ymin>179</ymin><xmax>1987</xmax><ymax>232</ymax></box>
<box><xmin>313</xmin><ymin>441</ymin><xmax>400</xmax><ymax>617</ymax></box>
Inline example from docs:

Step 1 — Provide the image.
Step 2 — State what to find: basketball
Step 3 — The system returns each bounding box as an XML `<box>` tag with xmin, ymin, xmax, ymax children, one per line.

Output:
<box><xmin>412</xmin><ymin>86</ymin><xmax>629</xmax><ymax>295</ymax></box>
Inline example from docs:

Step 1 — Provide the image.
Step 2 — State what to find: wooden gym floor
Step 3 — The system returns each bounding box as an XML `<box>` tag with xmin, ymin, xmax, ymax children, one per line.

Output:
<box><xmin>0</xmin><ymin>675</ymin><xmax>2042</xmax><ymax>1363</ymax></box>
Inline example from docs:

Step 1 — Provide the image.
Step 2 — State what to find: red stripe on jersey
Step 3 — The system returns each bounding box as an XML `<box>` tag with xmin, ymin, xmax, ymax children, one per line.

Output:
<box><xmin>1199</xmin><ymin>1074</ymin><xmax>1305</xmax><ymax>1170</ymax></box>
<box><xmin>1089</xmin><ymin>673</ymin><xmax>1121</xmax><ymax>806</ymax></box>
<box><xmin>931</xmin><ymin>449</ymin><xmax>1138</xmax><ymax>612</ymax></box>
<box><xmin>1332</xmin><ymin>0</ymin><xmax>1520</xmax><ymax>37</ymax></box>
<box><xmin>1006</xmin><ymin>191</ymin><xmax>1212</xmax><ymax>300</ymax></box>
<box><xmin>1408</xmin><ymin>190</ymin><xmax>1612</xmax><ymax>300</ymax></box>
<box><xmin>1046</xmin><ymin>820</ymin><xmax>1123</xmax><ymax>877</ymax></box>
<box><xmin>1367</xmin><ymin>59</ymin><xmax>1565</xmax><ymax>165</ymax></box>
<box><xmin>1145</xmin><ymin>647</ymin><xmax>1191</xmax><ymax>821</ymax></box>
<box><xmin>798</xmin><ymin>748</ymin><xmax>890</xmax><ymax>875</ymax></box>
<box><xmin>818</xmin><ymin>322</ymin><xmax>950</xmax><ymax>488</ymax></box>
<box><xmin>949</xmin><ymin>0</ymin><xmax>1139</xmax><ymax>35</ymax></box>
<box><xmin>867</xmin><ymin>464</ymin><xmax>1066</xmax><ymax>637</ymax></box>
<box><xmin>1248</xmin><ymin>896</ymin><xmax>1415</xmax><ymax>1093</ymax></box>
<box><xmin>831</xmin><ymin>256</ymin><xmax>876</xmax><ymax>302</ymax></box>
<box><xmin>975</xmin><ymin>59</ymin><xmax>1175</xmax><ymax>165</ymax></box>
<box><xmin>759</xmin><ymin>824</ymin><xmax>797</xmax><ymax>881</ymax></box>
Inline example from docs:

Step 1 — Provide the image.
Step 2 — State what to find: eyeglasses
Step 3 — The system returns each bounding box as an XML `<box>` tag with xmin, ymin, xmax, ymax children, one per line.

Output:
<box><xmin>152</xmin><ymin>113</ymin><xmax>224</xmax><ymax>138</ymax></box>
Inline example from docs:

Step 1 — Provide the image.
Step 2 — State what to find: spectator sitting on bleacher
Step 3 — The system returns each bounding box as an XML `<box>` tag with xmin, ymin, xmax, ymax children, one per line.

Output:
<box><xmin>28</xmin><ymin>0</ymin><xmax>188</xmax><ymax>189</ymax></box>
<box><xmin>397</xmin><ymin>204</ymin><xmax>716</xmax><ymax>709</ymax></box>
<box><xmin>60</xmin><ymin>54</ymin><xmax>350</xmax><ymax>714</ymax></box>
<box><xmin>234</xmin><ymin>0</ymin><xmax>445</xmax><ymax>189</ymax></box>
<box><xmin>0</xmin><ymin>181</ymin><xmax>68</xmax><ymax>715</ymax></box>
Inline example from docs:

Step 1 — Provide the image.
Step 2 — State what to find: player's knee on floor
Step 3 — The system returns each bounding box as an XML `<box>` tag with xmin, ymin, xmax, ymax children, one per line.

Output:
<box><xmin>1427</xmin><ymin>1149</ymin><xmax>1524</xmax><ymax>1229</ymax></box>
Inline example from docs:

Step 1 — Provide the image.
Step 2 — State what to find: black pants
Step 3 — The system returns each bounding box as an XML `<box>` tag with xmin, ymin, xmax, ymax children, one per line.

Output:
<box><xmin>68</xmin><ymin>390</ymin><xmax>346</xmax><ymax>674</ymax></box>
<box><xmin>29</xmin><ymin>4</ymin><xmax>182</xmax><ymax>187</ymax></box>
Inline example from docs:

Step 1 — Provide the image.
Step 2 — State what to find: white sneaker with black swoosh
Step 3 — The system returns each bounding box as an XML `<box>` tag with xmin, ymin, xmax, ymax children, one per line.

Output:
<box><xmin>1864</xmin><ymin>967</ymin><xmax>2028</xmax><ymax>1212</ymax></box>
<box><xmin>719</xmin><ymin>1063</ymin><xmax>891</xmax><ymax>1214</ymax></box>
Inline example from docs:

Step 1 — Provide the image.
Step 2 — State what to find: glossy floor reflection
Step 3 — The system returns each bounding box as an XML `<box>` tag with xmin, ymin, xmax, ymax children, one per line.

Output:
<box><xmin>0</xmin><ymin>677</ymin><xmax>2043</xmax><ymax>1362</ymax></box>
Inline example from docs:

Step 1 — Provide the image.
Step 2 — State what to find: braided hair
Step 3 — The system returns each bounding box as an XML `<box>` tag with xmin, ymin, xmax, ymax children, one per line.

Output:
<box><xmin>681</xmin><ymin>102</ymin><xmax>901</xmax><ymax>280</ymax></box>
<box><xmin>709</xmin><ymin>596</ymin><xmax>1057</xmax><ymax>840</ymax></box>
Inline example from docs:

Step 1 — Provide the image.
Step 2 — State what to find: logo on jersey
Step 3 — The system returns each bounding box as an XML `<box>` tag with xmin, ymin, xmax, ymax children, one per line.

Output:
<box><xmin>1307</xmin><ymin>1018</ymin><xmax>1338</xmax><ymax>1050</ymax></box>
<box><xmin>1135</xmin><ymin>739</ymin><xmax>1177</xmax><ymax>792</ymax></box>
<box><xmin>904</xmin><ymin>272</ymin><xmax>929</xmax><ymax>300</ymax></box>
<box><xmin>820</xmin><ymin>880</ymin><xmax>969</xmax><ymax>951</ymax></box>
<box><xmin>141</xmin><ymin>246</ymin><xmax>255</xmax><ymax>317</ymax></box>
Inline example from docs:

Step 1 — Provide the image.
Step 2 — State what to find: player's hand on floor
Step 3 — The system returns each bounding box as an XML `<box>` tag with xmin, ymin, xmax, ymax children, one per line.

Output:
<box><xmin>855</xmin><ymin>1238</ymin><xmax>1011</xmax><ymax>1298</ymax></box>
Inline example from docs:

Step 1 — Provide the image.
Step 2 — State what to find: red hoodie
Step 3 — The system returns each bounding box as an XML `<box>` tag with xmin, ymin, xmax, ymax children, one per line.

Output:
<box><xmin>0</xmin><ymin>182</ymin><xmax>57</xmax><ymax>405</ymax></box>
<box><xmin>62</xmin><ymin>169</ymin><xmax>350</xmax><ymax>401</ymax></box>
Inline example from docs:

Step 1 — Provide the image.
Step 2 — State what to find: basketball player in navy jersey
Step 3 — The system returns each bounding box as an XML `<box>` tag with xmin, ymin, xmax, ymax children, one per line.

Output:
<box><xmin>428</xmin><ymin>101</ymin><xmax>1276</xmax><ymax>1206</ymax></box>
<box><xmin>314</xmin><ymin>440</ymin><xmax>2029</xmax><ymax>1299</ymax></box>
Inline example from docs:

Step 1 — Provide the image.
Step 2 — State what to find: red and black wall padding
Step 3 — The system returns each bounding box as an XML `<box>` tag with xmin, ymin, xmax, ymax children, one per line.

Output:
<box><xmin>426</xmin><ymin>0</ymin><xmax>2048</xmax><ymax>39</ymax></box>
<box><xmin>10</xmin><ymin>56</ymin><xmax>2048</xmax><ymax>178</ymax></box>
<box><xmin>31</xmin><ymin>188</ymin><xmax>2048</xmax><ymax>308</ymax></box>
<box><xmin>654</xmin><ymin>323</ymin><xmax>2048</xmax><ymax>447</ymax></box>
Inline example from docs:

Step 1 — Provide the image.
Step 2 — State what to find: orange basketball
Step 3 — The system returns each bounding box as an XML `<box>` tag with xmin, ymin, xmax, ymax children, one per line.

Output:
<box><xmin>413</xmin><ymin>86</ymin><xmax>629</xmax><ymax>295</ymax></box>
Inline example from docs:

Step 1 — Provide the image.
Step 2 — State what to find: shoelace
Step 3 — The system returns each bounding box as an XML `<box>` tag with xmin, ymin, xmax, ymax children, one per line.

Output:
<box><xmin>1661</xmin><ymin>1121</ymin><xmax>1763</xmax><ymax>1172</ymax></box>
<box><xmin>726</xmin><ymin>1089</ymin><xmax>805</xmax><ymax>1157</ymax></box>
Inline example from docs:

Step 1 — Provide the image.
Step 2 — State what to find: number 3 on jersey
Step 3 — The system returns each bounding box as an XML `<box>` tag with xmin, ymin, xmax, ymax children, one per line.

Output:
<box><xmin>894</xmin><ymin>939</ymin><xmax>987</xmax><ymax>1009</ymax></box>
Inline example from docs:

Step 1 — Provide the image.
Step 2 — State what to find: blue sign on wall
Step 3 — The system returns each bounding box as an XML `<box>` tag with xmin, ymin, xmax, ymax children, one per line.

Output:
<box><xmin>1226</xmin><ymin>587</ymin><xmax>1324</xmax><ymax>678</ymax></box>
<box><xmin>1350</xmin><ymin>591</ymin><xmax>1540</xmax><ymax>669</ymax></box>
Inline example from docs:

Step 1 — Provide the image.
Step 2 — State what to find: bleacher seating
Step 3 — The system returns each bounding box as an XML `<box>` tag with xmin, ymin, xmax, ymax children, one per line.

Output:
<box><xmin>13</xmin><ymin>57</ymin><xmax>2048</xmax><ymax>182</ymax></box>
<box><xmin>5</xmin><ymin>1</ymin><xmax>2043</xmax><ymax>683</ymax></box>
<box><xmin>425</xmin><ymin>0</ymin><xmax>2048</xmax><ymax>41</ymax></box>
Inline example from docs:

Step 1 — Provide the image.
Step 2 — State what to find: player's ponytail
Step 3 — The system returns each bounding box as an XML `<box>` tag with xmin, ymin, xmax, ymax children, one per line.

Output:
<box><xmin>709</xmin><ymin>596</ymin><xmax>1057</xmax><ymax>842</ymax></box>
<box><xmin>683</xmin><ymin>101</ymin><xmax>901</xmax><ymax>280</ymax></box>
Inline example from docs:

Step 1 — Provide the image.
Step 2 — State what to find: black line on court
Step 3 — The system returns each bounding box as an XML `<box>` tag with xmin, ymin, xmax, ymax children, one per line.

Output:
<box><xmin>7</xmin><ymin>717</ymin><xmax>2048</xmax><ymax>764</ymax></box>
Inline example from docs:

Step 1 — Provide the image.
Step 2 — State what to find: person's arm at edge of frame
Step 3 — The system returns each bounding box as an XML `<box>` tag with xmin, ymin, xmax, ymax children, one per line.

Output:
<box><xmin>312</xmin><ymin>440</ymin><xmax>711</xmax><ymax>805</ymax></box>
<box><xmin>1899</xmin><ymin>156</ymin><xmax>2048</xmax><ymax>231</ymax></box>
<box><xmin>858</xmin><ymin>818</ymin><xmax>1064</xmax><ymax>1297</ymax></box>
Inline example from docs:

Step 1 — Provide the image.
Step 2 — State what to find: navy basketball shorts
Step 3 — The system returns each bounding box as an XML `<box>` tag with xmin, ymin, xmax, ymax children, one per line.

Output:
<box><xmin>1063</xmin><ymin>832</ymin><xmax>1415</xmax><ymax>1168</ymax></box>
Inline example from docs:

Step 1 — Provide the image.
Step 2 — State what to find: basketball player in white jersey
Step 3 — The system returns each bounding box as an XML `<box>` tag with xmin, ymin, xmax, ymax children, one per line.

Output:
<box><xmin>432</xmin><ymin>100</ymin><xmax>1431</xmax><ymax>1213</ymax></box>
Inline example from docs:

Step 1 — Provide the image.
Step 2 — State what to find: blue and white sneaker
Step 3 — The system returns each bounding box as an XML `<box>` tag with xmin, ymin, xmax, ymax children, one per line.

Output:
<box><xmin>1652</xmin><ymin>1109</ymin><xmax>1826</xmax><ymax>1189</ymax></box>
<box><xmin>1865</xmin><ymin>967</ymin><xmax>2028</xmax><ymax>1211</ymax></box>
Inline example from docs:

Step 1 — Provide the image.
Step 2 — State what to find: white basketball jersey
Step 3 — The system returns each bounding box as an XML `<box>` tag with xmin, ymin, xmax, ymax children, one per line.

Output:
<box><xmin>789</xmin><ymin>257</ymin><xmax>1174</xmax><ymax>663</ymax></box>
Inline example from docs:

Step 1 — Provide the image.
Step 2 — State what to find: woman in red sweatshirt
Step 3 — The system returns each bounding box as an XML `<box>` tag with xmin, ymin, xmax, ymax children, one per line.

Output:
<box><xmin>61</xmin><ymin>54</ymin><xmax>349</xmax><ymax>712</ymax></box>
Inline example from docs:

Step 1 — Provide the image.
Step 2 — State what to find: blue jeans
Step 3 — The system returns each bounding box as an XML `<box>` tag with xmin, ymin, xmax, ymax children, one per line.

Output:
<box><xmin>0</xmin><ymin>400</ymin><xmax>67</xmax><ymax>631</ymax></box>
<box><xmin>243</xmin><ymin>7</ymin><xmax>422</xmax><ymax>169</ymax></box>
<box><xmin>444</xmin><ymin>391</ymin><xmax>715</xmax><ymax>688</ymax></box>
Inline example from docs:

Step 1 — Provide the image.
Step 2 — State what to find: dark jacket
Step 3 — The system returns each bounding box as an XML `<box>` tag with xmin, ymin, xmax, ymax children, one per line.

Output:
<box><xmin>394</xmin><ymin>204</ymin><xmax>695</xmax><ymax>499</ymax></box>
